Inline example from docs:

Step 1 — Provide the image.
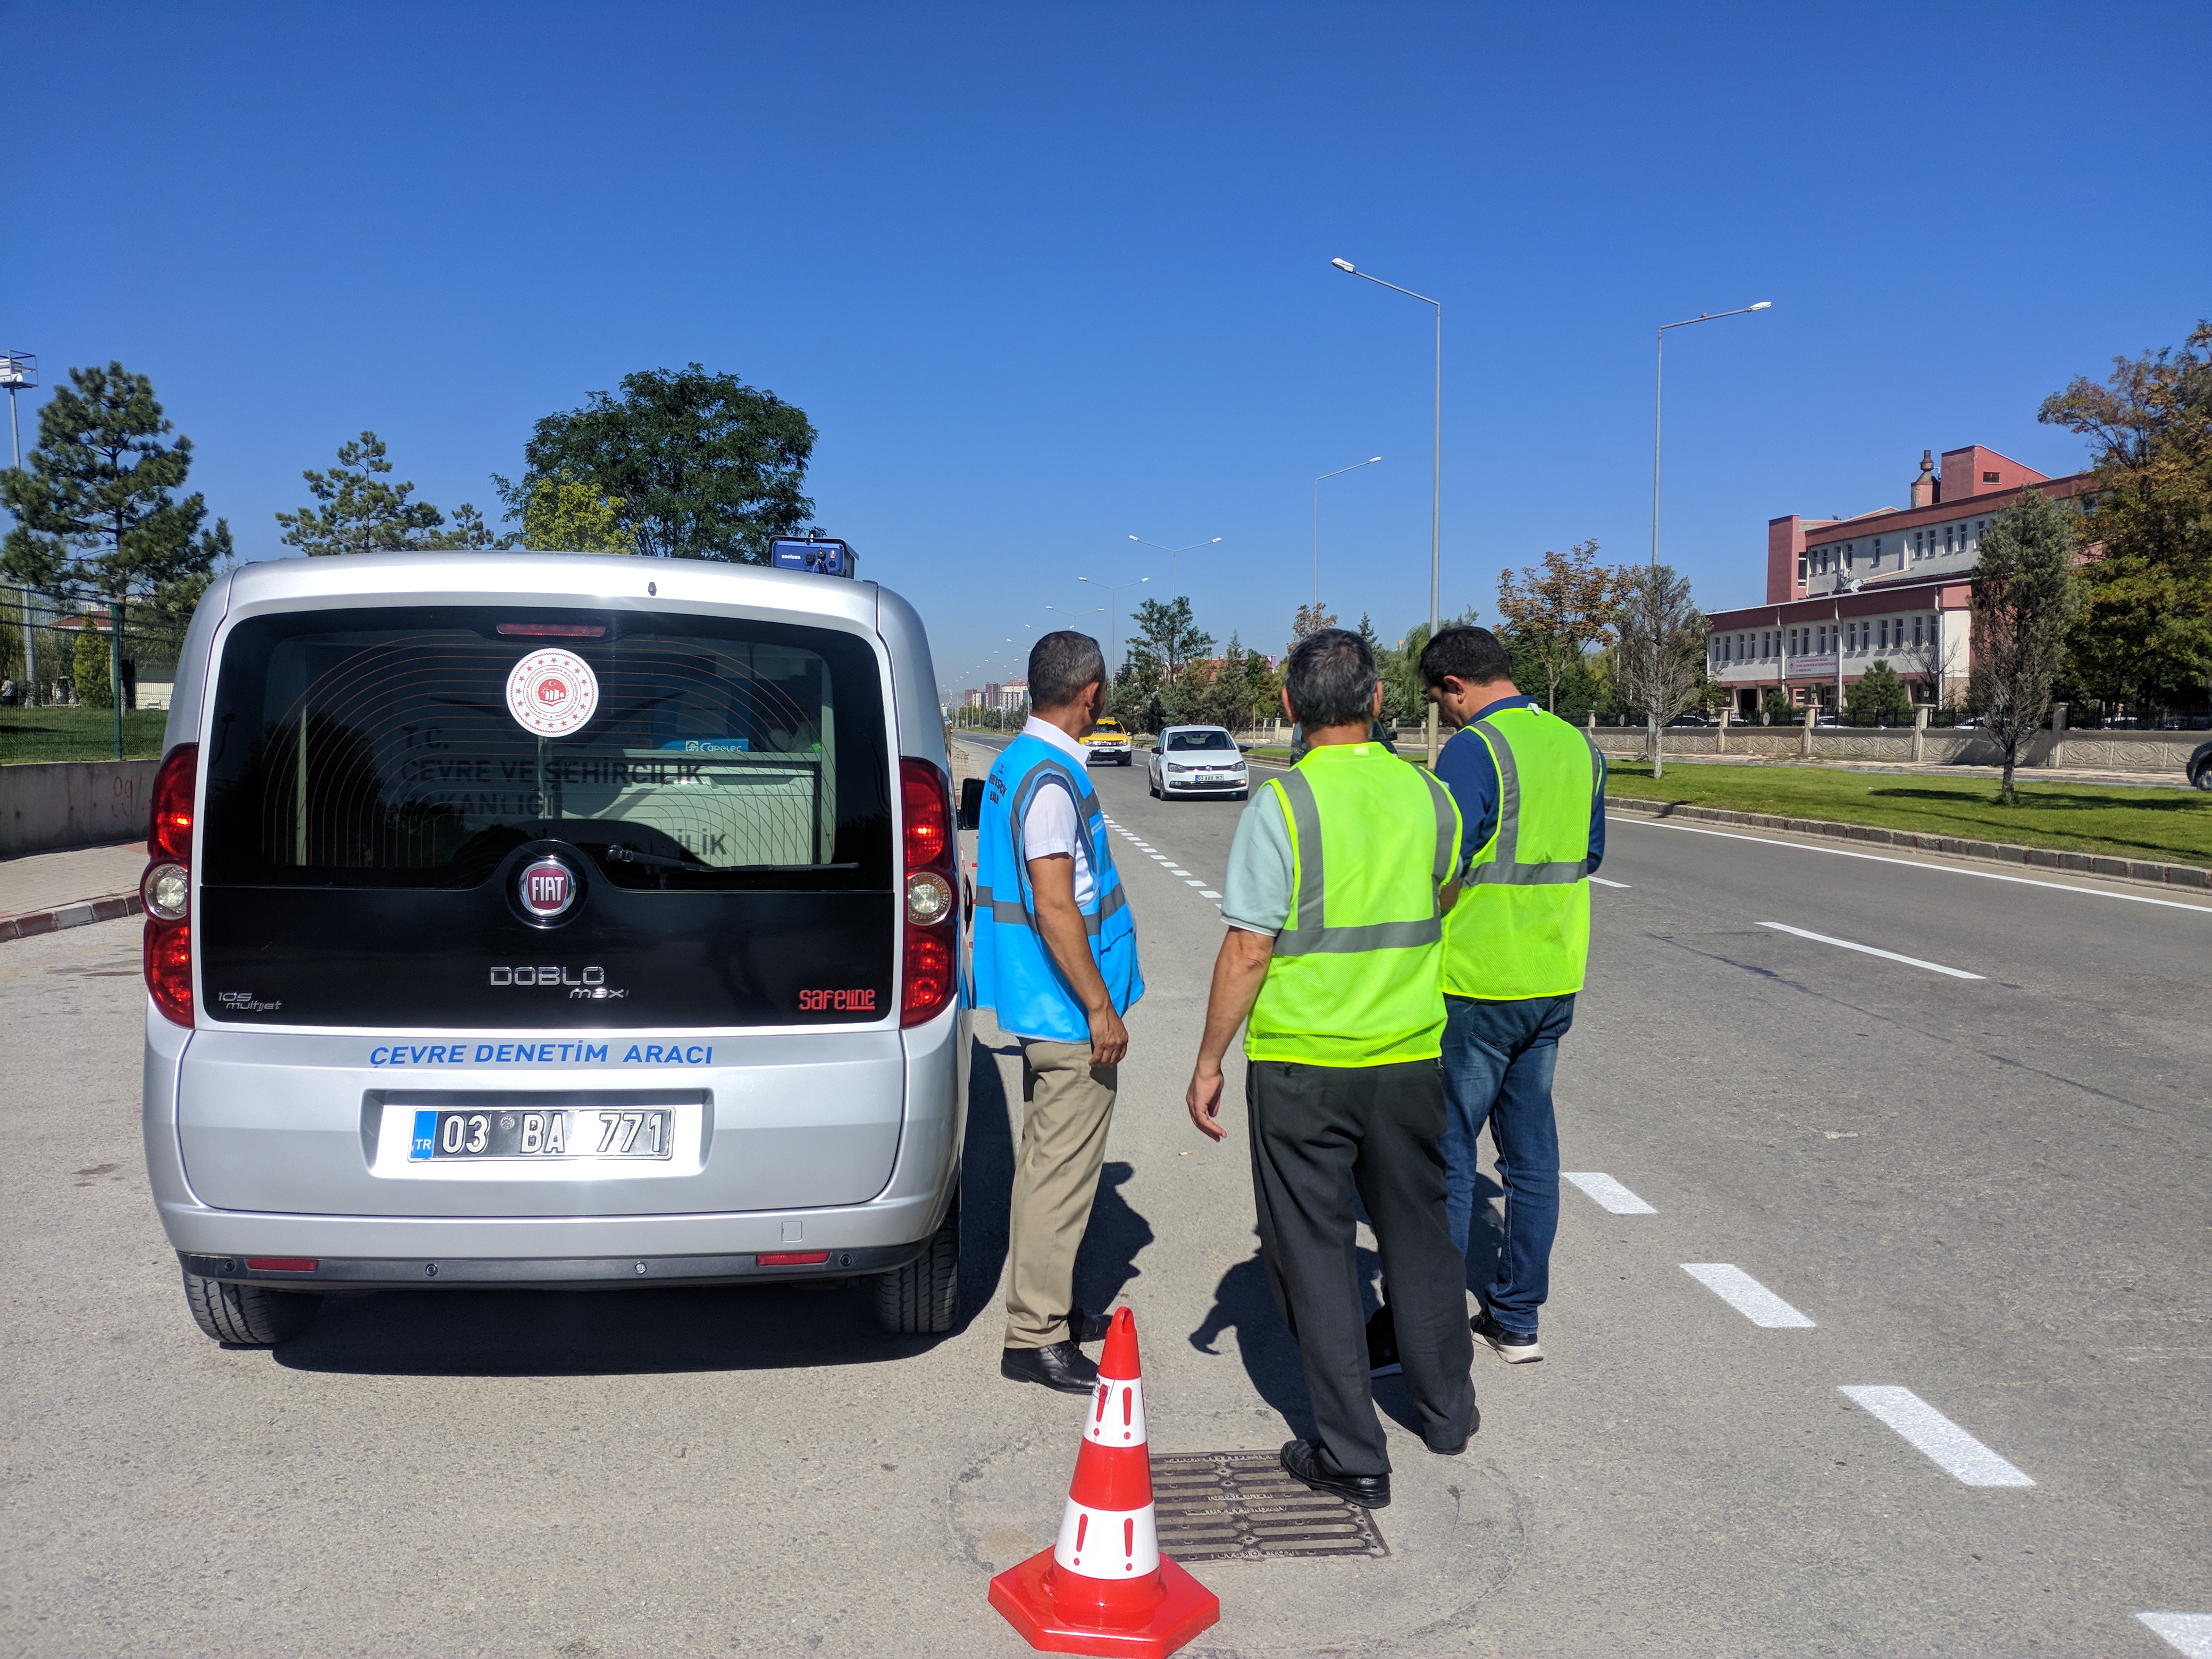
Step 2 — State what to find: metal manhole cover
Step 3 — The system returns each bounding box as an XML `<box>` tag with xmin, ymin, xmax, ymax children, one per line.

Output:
<box><xmin>1150</xmin><ymin>1449</ymin><xmax>1389</xmax><ymax>1563</ymax></box>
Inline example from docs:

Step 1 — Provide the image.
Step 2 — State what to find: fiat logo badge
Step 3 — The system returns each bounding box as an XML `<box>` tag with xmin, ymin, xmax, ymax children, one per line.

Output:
<box><xmin>519</xmin><ymin>857</ymin><xmax>576</xmax><ymax>919</ymax></box>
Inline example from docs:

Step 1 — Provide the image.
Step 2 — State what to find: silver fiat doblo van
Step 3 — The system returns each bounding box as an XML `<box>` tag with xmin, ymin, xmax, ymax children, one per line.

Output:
<box><xmin>140</xmin><ymin>551</ymin><xmax>967</xmax><ymax>1345</ymax></box>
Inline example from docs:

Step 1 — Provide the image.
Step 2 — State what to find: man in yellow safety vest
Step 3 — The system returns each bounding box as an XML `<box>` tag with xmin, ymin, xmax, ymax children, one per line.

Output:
<box><xmin>1184</xmin><ymin>629</ymin><xmax>1476</xmax><ymax>1512</ymax></box>
<box><xmin>1405</xmin><ymin>623</ymin><xmax>1605</xmax><ymax>1368</ymax></box>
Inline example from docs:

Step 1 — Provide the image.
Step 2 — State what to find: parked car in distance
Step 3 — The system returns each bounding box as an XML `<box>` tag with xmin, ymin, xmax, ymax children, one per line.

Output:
<box><xmin>2189</xmin><ymin>739</ymin><xmax>2212</xmax><ymax>791</ymax></box>
<box><xmin>1083</xmin><ymin>715</ymin><xmax>1134</xmax><ymax>766</ymax></box>
<box><xmin>1149</xmin><ymin>725</ymin><xmax>1250</xmax><ymax>800</ymax></box>
<box><xmin>140</xmin><ymin>551</ymin><xmax>968</xmax><ymax>1348</ymax></box>
<box><xmin>1667</xmin><ymin>712</ymin><xmax>1714</xmax><ymax>727</ymax></box>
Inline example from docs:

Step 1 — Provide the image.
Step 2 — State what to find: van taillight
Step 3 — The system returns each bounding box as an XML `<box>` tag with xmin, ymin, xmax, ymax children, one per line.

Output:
<box><xmin>144</xmin><ymin>743</ymin><xmax>198</xmax><ymax>1026</ymax></box>
<box><xmin>899</xmin><ymin>758</ymin><xmax>958</xmax><ymax>1028</ymax></box>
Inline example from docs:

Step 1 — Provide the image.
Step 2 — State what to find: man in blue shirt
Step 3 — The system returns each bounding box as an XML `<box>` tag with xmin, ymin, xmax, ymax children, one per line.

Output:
<box><xmin>1367</xmin><ymin>625</ymin><xmax>1603</xmax><ymax>1372</ymax></box>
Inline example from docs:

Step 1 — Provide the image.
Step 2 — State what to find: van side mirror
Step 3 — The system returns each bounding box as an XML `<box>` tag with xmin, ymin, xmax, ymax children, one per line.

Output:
<box><xmin>957</xmin><ymin>777</ymin><xmax>985</xmax><ymax>832</ymax></box>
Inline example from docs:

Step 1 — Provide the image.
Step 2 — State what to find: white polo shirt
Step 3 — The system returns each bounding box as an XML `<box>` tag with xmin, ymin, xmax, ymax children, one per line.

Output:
<box><xmin>1016</xmin><ymin>716</ymin><xmax>1096</xmax><ymax>905</ymax></box>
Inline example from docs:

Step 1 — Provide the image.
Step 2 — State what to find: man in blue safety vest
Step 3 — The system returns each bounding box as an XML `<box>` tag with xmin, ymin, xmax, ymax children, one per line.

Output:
<box><xmin>972</xmin><ymin>631</ymin><xmax>1145</xmax><ymax>1395</ymax></box>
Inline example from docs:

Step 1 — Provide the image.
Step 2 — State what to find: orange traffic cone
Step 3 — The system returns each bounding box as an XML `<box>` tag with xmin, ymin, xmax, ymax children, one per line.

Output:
<box><xmin>989</xmin><ymin>1309</ymin><xmax>1221</xmax><ymax>1657</ymax></box>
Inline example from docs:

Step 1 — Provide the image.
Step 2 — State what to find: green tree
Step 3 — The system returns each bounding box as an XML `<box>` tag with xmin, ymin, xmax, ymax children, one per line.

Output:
<box><xmin>71</xmin><ymin>620</ymin><xmax>113</xmax><ymax>707</ymax></box>
<box><xmin>1844</xmin><ymin>659</ymin><xmax>1913</xmax><ymax>726</ymax></box>
<box><xmin>1968</xmin><ymin>489</ymin><xmax>2084</xmax><ymax>799</ymax></box>
<box><xmin>276</xmin><ymin>431</ymin><xmax>503</xmax><ymax>554</ymax></box>
<box><xmin>501</xmin><ymin>365</ymin><xmax>815</xmax><ymax>563</ymax></box>
<box><xmin>1761</xmin><ymin>688</ymin><xmax>1795</xmax><ymax>724</ymax></box>
<box><xmin>1612</xmin><ymin>563</ymin><xmax>1705</xmax><ymax>779</ymax></box>
<box><xmin>2038</xmin><ymin>320</ymin><xmax>2212</xmax><ymax>712</ymax></box>
<box><xmin>1</xmin><ymin>363</ymin><xmax>233</xmax><ymax>619</ymax></box>
<box><xmin>1287</xmin><ymin>601</ymin><xmax>1337</xmax><ymax>652</ymax></box>
<box><xmin>518</xmin><ymin>472</ymin><xmax>637</xmax><ymax>552</ymax></box>
<box><xmin>1494</xmin><ymin>539</ymin><xmax>1620</xmax><ymax>713</ymax></box>
<box><xmin>1129</xmin><ymin>595</ymin><xmax>1213</xmax><ymax>684</ymax></box>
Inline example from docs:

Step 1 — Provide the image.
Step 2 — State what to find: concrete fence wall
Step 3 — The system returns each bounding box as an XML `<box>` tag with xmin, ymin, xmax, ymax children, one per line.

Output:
<box><xmin>1587</xmin><ymin>724</ymin><xmax>2199</xmax><ymax>777</ymax></box>
<box><xmin>1</xmin><ymin>760</ymin><xmax>160</xmax><ymax>857</ymax></box>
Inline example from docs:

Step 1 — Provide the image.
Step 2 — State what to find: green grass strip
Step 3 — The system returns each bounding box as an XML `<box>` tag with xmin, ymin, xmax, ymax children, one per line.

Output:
<box><xmin>0</xmin><ymin>708</ymin><xmax>171</xmax><ymax>764</ymax></box>
<box><xmin>1603</xmin><ymin>758</ymin><xmax>2211</xmax><ymax>869</ymax></box>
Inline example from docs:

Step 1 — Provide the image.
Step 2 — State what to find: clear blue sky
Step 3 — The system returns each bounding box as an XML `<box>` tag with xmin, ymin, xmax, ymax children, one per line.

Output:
<box><xmin>7</xmin><ymin>3</ymin><xmax>2207</xmax><ymax>698</ymax></box>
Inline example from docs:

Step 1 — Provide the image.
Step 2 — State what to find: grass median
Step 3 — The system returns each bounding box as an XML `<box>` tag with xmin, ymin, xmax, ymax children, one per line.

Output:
<box><xmin>1602</xmin><ymin>758</ymin><xmax>2212</xmax><ymax>869</ymax></box>
<box><xmin>0</xmin><ymin>707</ymin><xmax>170</xmax><ymax>763</ymax></box>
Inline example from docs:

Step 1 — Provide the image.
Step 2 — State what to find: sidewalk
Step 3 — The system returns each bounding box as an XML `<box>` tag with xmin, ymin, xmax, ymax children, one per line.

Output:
<box><xmin>0</xmin><ymin>841</ymin><xmax>146</xmax><ymax>942</ymax></box>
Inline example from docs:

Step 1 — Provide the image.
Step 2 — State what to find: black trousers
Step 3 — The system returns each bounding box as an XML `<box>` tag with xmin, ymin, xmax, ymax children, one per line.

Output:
<box><xmin>1246</xmin><ymin>1056</ymin><xmax>1477</xmax><ymax>1476</ymax></box>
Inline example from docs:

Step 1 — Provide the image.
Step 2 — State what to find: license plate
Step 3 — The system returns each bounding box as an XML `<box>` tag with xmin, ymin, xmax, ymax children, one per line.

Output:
<box><xmin>408</xmin><ymin>1108</ymin><xmax>674</xmax><ymax>1161</ymax></box>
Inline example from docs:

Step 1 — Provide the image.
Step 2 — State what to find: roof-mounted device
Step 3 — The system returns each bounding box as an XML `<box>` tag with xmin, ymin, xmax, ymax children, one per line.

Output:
<box><xmin>771</xmin><ymin>536</ymin><xmax>857</xmax><ymax>579</ymax></box>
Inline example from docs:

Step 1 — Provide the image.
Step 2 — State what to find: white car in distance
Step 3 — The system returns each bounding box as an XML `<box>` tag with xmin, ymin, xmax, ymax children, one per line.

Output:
<box><xmin>1147</xmin><ymin>725</ymin><xmax>1249</xmax><ymax>800</ymax></box>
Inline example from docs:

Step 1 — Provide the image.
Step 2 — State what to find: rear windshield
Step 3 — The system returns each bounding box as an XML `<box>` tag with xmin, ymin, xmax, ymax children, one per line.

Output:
<box><xmin>203</xmin><ymin>605</ymin><xmax>891</xmax><ymax>892</ymax></box>
<box><xmin>1167</xmin><ymin>730</ymin><xmax>1234</xmax><ymax>751</ymax></box>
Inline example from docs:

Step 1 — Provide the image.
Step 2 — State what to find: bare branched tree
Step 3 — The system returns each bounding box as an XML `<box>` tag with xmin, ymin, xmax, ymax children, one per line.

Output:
<box><xmin>1968</xmin><ymin>489</ymin><xmax>2083</xmax><ymax>799</ymax></box>
<box><xmin>1612</xmin><ymin>563</ymin><xmax>1705</xmax><ymax>780</ymax></box>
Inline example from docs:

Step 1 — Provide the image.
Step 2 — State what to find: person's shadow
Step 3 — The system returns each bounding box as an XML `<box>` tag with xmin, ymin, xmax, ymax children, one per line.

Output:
<box><xmin>1075</xmin><ymin>1161</ymin><xmax>1152</xmax><ymax>1318</ymax></box>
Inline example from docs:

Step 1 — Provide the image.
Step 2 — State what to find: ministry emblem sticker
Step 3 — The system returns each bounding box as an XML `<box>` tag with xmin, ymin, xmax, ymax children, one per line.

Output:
<box><xmin>518</xmin><ymin>856</ymin><xmax>577</xmax><ymax>919</ymax></box>
<box><xmin>506</xmin><ymin>649</ymin><xmax>599</xmax><ymax>738</ymax></box>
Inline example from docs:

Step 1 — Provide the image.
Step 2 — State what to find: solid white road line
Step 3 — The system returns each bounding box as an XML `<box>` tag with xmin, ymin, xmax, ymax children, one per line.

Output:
<box><xmin>1608</xmin><ymin>813</ymin><xmax>2212</xmax><ymax>914</ymax></box>
<box><xmin>1680</xmin><ymin>1263</ymin><xmax>1815</xmax><ymax>1328</ymax></box>
<box><xmin>1562</xmin><ymin>1171</ymin><xmax>1656</xmax><ymax>1215</ymax></box>
<box><xmin>1838</xmin><ymin>1386</ymin><xmax>2034</xmax><ymax>1487</ymax></box>
<box><xmin>2138</xmin><ymin>1613</ymin><xmax>2212</xmax><ymax>1658</ymax></box>
<box><xmin>1758</xmin><ymin>920</ymin><xmax>1983</xmax><ymax>980</ymax></box>
<box><xmin>1589</xmin><ymin>875</ymin><xmax>1631</xmax><ymax>889</ymax></box>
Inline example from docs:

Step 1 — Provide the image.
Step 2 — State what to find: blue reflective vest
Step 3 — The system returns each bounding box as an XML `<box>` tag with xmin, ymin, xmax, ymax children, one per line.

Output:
<box><xmin>971</xmin><ymin>734</ymin><xmax>1144</xmax><ymax>1042</ymax></box>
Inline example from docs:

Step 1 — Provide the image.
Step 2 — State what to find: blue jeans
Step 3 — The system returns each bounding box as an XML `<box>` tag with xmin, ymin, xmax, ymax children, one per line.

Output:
<box><xmin>1440</xmin><ymin>993</ymin><xmax>1575</xmax><ymax>1335</ymax></box>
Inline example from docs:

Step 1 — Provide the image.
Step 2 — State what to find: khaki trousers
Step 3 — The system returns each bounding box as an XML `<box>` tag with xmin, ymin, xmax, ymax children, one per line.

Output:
<box><xmin>1002</xmin><ymin>1037</ymin><xmax>1118</xmax><ymax>1349</ymax></box>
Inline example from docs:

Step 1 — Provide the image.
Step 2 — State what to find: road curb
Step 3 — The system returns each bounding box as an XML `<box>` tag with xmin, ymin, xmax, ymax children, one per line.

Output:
<box><xmin>0</xmin><ymin>891</ymin><xmax>144</xmax><ymax>942</ymax></box>
<box><xmin>1605</xmin><ymin>794</ymin><xmax>2211</xmax><ymax>890</ymax></box>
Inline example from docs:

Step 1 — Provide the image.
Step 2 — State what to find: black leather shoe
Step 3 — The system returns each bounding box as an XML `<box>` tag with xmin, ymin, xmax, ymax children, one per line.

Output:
<box><xmin>1002</xmin><ymin>1341</ymin><xmax>1100</xmax><ymax>1395</ymax></box>
<box><xmin>1279</xmin><ymin>1439</ymin><xmax>1390</xmax><ymax>1509</ymax></box>
<box><xmin>1068</xmin><ymin>1305</ymin><xmax>1113</xmax><ymax>1345</ymax></box>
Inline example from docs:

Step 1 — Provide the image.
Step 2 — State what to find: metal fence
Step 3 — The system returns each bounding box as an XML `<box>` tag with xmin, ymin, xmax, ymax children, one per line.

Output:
<box><xmin>1</xmin><ymin>585</ymin><xmax>189</xmax><ymax>711</ymax></box>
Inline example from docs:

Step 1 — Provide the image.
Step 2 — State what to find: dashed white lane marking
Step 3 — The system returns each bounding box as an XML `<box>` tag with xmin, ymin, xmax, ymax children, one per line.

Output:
<box><xmin>1608</xmin><ymin>813</ymin><xmax>2212</xmax><ymax>914</ymax></box>
<box><xmin>1681</xmin><ymin>1263</ymin><xmax>1815</xmax><ymax>1328</ymax></box>
<box><xmin>2138</xmin><ymin>1613</ymin><xmax>2212</xmax><ymax>1657</ymax></box>
<box><xmin>1758</xmin><ymin>920</ymin><xmax>1983</xmax><ymax>980</ymax></box>
<box><xmin>1838</xmin><ymin>1386</ymin><xmax>2034</xmax><ymax>1487</ymax></box>
<box><xmin>1589</xmin><ymin>875</ymin><xmax>1631</xmax><ymax>889</ymax></box>
<box><xmin>1200</xmin><ymin>890</ymin><xmax>1221</xmax><ymax>899</ymax></box>
<box><xmin>1562</xmin><ymin>1171</ymin><xmax>1656</xmax><ymax>1214</ymax></box>
<box><xmin>1184</xmin><ymin>879</ymin><xmax>1206</xmax><ymax>887</ymax></box>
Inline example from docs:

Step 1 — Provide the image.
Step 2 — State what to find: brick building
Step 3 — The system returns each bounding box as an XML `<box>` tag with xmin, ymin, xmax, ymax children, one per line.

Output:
<box><xmin>1705</xmin><ymin>444</ymin><xmax>2090</xmax><ymax>716</ymax></box>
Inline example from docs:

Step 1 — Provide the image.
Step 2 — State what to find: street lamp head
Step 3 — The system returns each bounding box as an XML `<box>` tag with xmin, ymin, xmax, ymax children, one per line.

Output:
<box><xmin>1368</xmin><ymin>456</ymin><xmax>1382</xmax><ymax>464</ymax></box>
<box><xmin>1749</xmin><ymin>301</ymin><xmax>1773</xmax><ymax>312</ymax></box>
<box><xmin>1330</xmin><ymin>258</ymin><xmax>1356</xmax><ymax>273</ymax></box>
<box><xmin>1128</xmin><ymin>534</ymin><xmax>1139</xmax><ymax>542</ymax></box>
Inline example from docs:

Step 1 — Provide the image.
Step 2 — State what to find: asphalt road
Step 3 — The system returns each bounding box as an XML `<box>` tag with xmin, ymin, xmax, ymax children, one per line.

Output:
<box><xmin>4</xmin><ymin>736</ymin><xmax>2207</xmax><ymax>1658</ymax></box>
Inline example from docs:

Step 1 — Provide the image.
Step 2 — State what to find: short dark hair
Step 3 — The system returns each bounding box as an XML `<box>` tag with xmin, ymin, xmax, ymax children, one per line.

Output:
<box><xmin>1284</xmin><ymin>628</ymin><xmax>1378</xmax><ymax>727</ymax></box>
<box><xmin>1419</xmin><ymin>625</ymin><xmax>1513</xmax><ymax>690</ymax></box>
<box><xmin>1028</xmin><ymin>631</ymin><xmax>1107</xmax><ymax>710</ymax></box>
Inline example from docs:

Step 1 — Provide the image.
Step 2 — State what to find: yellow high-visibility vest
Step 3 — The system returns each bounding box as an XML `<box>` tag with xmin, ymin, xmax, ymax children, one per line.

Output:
<box><xmin>1443</xmin><ymin>707</ymin><xmax>1602</xmax><ymax>1000</ymax></box>
<box><xmin>1246</xmin><ymin>743</ymin><xmax>1460</xmax><ymax>1067</ymax></box>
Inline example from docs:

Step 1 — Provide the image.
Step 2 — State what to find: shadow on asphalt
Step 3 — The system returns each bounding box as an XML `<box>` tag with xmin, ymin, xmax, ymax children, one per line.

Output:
<box><xmin>271</xmin><ymin>1034</ymin><xmax>1027</xmax><ymax>1378</ymax></box>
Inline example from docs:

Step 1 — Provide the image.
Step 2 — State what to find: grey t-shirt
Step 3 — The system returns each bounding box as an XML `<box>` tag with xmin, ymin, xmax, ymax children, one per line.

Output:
<box><xmin>1221</xmin><ymin>785</ymin><xmax>1296</xmax><ymax>936</ymax></box>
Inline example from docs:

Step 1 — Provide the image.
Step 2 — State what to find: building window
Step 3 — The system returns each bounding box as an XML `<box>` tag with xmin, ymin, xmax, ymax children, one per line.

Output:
<box><xmin>1913</xmin><ymin>530</ymin><xmax>1923</xmax><ymax>560</ymax></box>
<box><xmin>1913</xmin><ymin>614</ymin><xmax>1924</xmax><ymax>646</ymax></box>
<box><xmin>1873</xmin><ymin>537</ymin><xmax>1883</xmax><ymax>567</ymax></box>
<box><xmin>1878</xmin><ymin>618</ymin><xmax>1888</xmax><ymax>649</ymax></box>
<box><xmin>1983</xmin><ymin>471</ymin><xmax>2000</xmax><ymax>484</ymax></box>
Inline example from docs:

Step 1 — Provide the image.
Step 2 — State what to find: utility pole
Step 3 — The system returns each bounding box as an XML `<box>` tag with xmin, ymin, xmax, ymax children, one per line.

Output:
<box><xmin>2</xmin><ymin>351</ymin><xmax>36</xmax><ymax>708</ymax></box>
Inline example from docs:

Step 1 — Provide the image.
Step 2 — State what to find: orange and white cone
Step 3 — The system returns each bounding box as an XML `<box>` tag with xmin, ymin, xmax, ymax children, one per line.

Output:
<box><xmin>989</xmin><ymin>1308</ymin><xmax>1220</xmax><ymax>1657</ymax></box>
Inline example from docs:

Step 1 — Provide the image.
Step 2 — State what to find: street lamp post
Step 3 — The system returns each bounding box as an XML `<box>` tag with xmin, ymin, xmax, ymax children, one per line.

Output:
<box><xmin>1331</xmin><ymin>259</ymin><xmax>1442</xmax><ymax>764</ymax></box>
<box><xmin>1126</xmin><ymin>535</ymin><xmax>1221</xmax><ymax>604</ymax></box>
<box><xmin>1652</xmin><ymin>301</ymin><xmax>1772</xmax><ymax>572</ymax></box>
<box><xmin>1312</xmin><ymin>457</ymin><xmax>1382</xmax><ymax>615</ymax></box>
<box><xmin>1077</xmin><ymin>574</ymin><xmax>1149</xmax><ymax>678</ymax></box>
<box><xmin>2</xmin><ymin>350</ymin><xmax>38</xmax><ymax>708</ymax></box>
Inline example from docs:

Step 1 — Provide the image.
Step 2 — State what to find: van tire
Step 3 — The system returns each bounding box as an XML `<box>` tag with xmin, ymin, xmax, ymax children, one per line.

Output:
<box><xmin>182</xmin><ymin>1270</ymin><xmax>320</xmax><ymax>1346</ymax></box>
<box><xmin>875</xmin><ymin>1197</ymin><xmax>959</xmax><ymax>1335</ymax></box>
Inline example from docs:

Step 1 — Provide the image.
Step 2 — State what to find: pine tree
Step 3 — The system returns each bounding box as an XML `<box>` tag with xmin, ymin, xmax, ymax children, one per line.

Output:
<box><xmin>275</xmin><ymin>431</ymin><xmax>504</xmax><ymax>554</ymax></box>
<box><xmin>0</xmin><ymin>362</ymin><xmax>232</xmax><ymax>610</ymax></box>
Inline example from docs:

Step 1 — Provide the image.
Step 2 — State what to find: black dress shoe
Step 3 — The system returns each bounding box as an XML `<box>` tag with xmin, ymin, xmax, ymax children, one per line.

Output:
<box><xmin>1279</xmin><ymin>1439</ymin><xmax>1390</xmax><ymax>1509</ymax></box>
<box><xmin>1068</xmin><ymin>1305</ymin><xmax>1113</xmax><ymax>1345</ymax></box>
<box><xmin>1002</xmin><ymin>1341</ymin><xmax>1101</xmax><ymax>1395</ymax></box>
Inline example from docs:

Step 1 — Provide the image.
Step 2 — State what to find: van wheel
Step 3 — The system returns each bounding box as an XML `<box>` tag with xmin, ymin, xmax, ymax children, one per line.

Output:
<box><xmin>875</xmin><ymin>1196</ymin><xmax>960</xmax><ymax>1335</ymax></box>
<box><xmin>182</xmin><ymin>1269</ymin><xmax>320</xmax><ymax>1346</ymax></box>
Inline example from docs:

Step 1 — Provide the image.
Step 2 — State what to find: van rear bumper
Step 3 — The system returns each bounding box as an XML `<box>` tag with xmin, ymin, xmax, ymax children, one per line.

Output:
<box><xmin>179</xmin><ymin>1239</ymin><xmax>926</xmax><ymax>1291</ymax></box>
<box><xmin>155</xmin><ymin>1185</ymin><xmax>946</xmax><ymax>1267</ymax></box>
